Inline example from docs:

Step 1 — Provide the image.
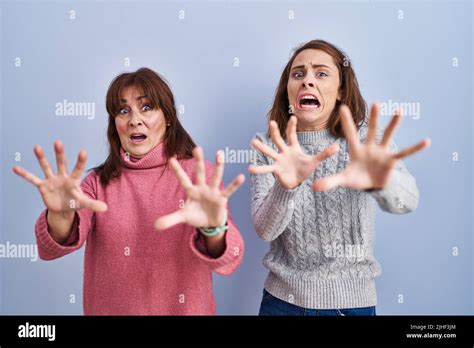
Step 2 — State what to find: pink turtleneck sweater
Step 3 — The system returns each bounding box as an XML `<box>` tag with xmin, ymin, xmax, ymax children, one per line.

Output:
<box><xmin>34</xmin><ymin>143</ymin><xmax>244</xmax><ymax>315</ymax></box>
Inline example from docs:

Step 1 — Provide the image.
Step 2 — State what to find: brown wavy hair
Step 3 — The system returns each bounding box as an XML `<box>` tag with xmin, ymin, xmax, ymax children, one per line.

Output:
<box><xmin>92</xmin><ymin>67</ymin><xmax>195</xmax><ymax>186</ymax></box>
<box><xmin>268</xmin><ymin>39</ymin><xmax>367</xmax><ymax>138</ymax></box>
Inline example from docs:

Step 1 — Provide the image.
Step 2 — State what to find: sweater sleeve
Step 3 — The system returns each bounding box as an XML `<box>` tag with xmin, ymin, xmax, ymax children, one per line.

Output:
<box><xmin>360</xmin><ymin>125</ymin><xmax>420</xmax><ymax>214</ymax></box>
<box><xmin>189</xmin><ymin>206</ymin><xmax>244</xmax><ymax>275</ymax></box>
<box><xmin>250</xmin><ymin>133</ymin><xmax>303</xmax><ymax>242</ymax></box>
<box><xmin>35</xmin><ymin>172</ymin><xmax>98</xmax><ymax>260</ymax></box>
<box><xmin>188</xmin><ymin>161</ymin><xmax>244</xmax><ymax>275</ymax></box>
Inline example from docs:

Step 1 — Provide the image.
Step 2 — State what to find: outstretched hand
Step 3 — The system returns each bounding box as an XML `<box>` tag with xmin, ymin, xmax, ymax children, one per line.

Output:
<box><xmin>312</xmin><ymin>103</ymin><xmax>431</xmax><ymax>192</ymax></box>
<box><xmin>248</xmin><ymin>116</ymin><xmax>340</xmax><ymax>189</ymax></box>
<box><xmin>13</xmin><ymin>140</ymin><xmax>108</xmax><ymax>214</ymax></box>
<box><xmin>154</xmin><ymin>147</ymin><xmax>245</xmax><ymax>231</ymax></box>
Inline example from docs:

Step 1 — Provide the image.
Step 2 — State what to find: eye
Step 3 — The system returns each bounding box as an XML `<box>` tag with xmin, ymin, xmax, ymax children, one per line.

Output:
<box><xmin>118</xmin><ymin>108</ymin><xmax>129</xmax><ymax>115</ymax></box>
<box><xmin>316</xmin><ymin>71</ymin><xmax>328</xmax><ymax>78</ymax></box>
<box><xmin>292</xmin><ymin>71</ymin><xmax>304</xmax><ymax>79</ymax></box>
<box><xmin>142</xmin><ymin>104</ymin><xmax>152</xmax><ymax>112</ymax></box>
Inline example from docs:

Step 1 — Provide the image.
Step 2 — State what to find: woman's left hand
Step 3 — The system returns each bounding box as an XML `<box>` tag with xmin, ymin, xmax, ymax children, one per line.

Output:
<box><xmin>154</xmin><ymin>147</ymin><xmax>245</xmax><ymax>231</ymax></box>
<box><xmin>312</xmin><ymin>103</ymin><xmax>431</xmax><ymax>192</ymax></box>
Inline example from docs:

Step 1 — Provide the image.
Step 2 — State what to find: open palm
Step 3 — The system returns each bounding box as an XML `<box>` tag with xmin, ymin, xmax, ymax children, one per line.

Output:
<box><xmin>249</xmin><ymin>116</ymin><xmax>340</xmax><ymax>189</ymax></box>
<box><xmin>13</xmin><ymin>140</ymin><xmax>108</xmax><ymax>214</ymax></box>
<box><xmin>312</xmin><ymin>103</ymin><xmax>431</xmax><ymax>191</ymax></box>
<box><xmin>154</xmin><ymin>147</ymin><xmax>245</xmax><ymax>230</ymax></box>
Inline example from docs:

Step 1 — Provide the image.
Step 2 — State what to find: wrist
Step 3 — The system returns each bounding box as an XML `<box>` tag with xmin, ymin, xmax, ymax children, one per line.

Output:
<box><xmin>48</xmin><ymin>209</ymin><xmax>75</xmax><ymax>220</ymax></box>
<box><xmin>46</xmin><ymin>210</ymin><xmax>75</xmax><ymax>244</ymax></box>
<box><xmin>198</xmin><ymin>210</ymin><xmax>228</xmax><ymax>237</ymax></box>
<box><xmin>278</xmin><ymin>178</ymin><xmax>303</xmax><ymax>191</ymax></box>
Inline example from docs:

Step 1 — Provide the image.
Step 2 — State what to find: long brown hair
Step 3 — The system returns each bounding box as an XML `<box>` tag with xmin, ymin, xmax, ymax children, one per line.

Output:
<box><xmin>268</xmin><ymin>39</ymin><xmax>367</xmax><ymax>138</ymax></box>
<box><xmin>92</xmin><ymin>67</ymin><xmax>195</xmax><ymax>186</ymax></box>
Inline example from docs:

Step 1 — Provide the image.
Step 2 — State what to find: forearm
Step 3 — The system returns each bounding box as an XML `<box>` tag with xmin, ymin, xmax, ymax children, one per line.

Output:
<box><xmin>251</xmin><ymin>179</ymin><xmax>300</xmax><ymax>241</ymax></box>
<box><xmin>46</xmin><ymin>210</ymin><xmax>76</xmax><ymax>244</ymax></box>
<box><xmin>203</xmin><ymin>231</ymin><xmax>227</xmax><ymax>258</ymax></box>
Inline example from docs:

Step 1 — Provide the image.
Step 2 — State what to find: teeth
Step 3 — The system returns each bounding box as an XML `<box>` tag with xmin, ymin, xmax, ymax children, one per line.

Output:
<box><xmin>301</xmin><ymin>95</ymin><xmax>317</xmax><ymax>100</ymax></box>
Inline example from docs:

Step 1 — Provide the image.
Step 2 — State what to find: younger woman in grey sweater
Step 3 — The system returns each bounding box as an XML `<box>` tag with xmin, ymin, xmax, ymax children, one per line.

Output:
<box><xmin>249</xmin><ymin>39</ymin><xmax>430</xmax><ymax>316</ymax></box>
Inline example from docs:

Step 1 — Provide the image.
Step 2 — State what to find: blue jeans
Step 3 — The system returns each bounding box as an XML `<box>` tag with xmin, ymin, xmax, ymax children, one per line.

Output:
<box><xmin>258</xmin><ymin>289</ymin><xmax>376</xmax><ymax>316</ymax></box>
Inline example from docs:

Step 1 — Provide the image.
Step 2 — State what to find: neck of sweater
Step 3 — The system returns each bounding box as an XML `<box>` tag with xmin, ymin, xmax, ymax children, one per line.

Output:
<box><xmin>120</xmin><ymin>142</ymin><xmax>167</xmax><ymax>169</ymax></box>
<box><xmin>296</xmin><ymin>128</ymin><xmax>337</xmax><ymax>144</ymax></box>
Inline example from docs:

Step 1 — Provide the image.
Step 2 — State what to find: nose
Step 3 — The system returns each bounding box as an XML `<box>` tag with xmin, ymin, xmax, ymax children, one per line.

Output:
<box><xmin>302</xmin><ymin>73</ymin><xmax>315</xmax><ymax>88</ymax></box>
<box><xmin>128</xmin><ymin>111</ymin><xmax>143</xmax><ymax>127</ymax></box>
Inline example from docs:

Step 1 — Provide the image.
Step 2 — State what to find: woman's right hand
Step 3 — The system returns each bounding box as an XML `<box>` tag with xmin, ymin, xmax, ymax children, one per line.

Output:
<box><xmin>248</xmin><ymin>116</ymin><xmax>340</xmax><ymax>190</ymax></box>
<box><xmin>13</xmin><ymin>140</ymin><xmax>108</xmax><ymax>242</ymax></box>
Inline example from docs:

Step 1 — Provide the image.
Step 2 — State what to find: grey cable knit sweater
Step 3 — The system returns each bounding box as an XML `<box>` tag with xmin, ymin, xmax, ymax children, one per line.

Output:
<box><xmin>250</xmin><ymin>124</ymin><xmax>419</xmax><ymax>309</ymax></box>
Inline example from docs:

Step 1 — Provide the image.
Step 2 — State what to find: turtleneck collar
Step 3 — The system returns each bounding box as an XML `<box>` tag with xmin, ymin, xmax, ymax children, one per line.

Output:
<box><xmin>120</xmin><ymin>142</ymin><xmax>167</xmax><ymax>169</ymax></box>
<box><xmin>296</xmin><ymin>128</ymin><xmax>337</xmax><ymax>144</ymax></box>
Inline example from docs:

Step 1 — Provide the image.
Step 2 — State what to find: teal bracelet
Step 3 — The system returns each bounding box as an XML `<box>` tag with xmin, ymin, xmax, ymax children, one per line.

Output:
<box><xmin>198</xmin><ymin>210</ymin><xmax>228</xmax><ymax>237</ymax></box>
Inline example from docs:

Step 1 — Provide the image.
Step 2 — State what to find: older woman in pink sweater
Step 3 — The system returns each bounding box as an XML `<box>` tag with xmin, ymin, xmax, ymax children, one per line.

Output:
<box><xmin>13</xmin><ymin>68</ymin><xmax>245</xmax><ymax>315</ymax></box>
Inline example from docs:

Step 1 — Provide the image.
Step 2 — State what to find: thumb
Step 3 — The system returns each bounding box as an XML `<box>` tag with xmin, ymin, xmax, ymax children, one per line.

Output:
<box><xmin>154</xmin><ymin>210</ymin><xmax>186</xmax><ymax>231</ymax></box>
<box><xmin>312</xmin><ymin>172</ymin><xmax>346</xmax><ymax>192</ymax></box>
<box><xmin>314</xmin><ymin>143</ymin><xmax>340</xmax><ymax>164</ymax></box>
<box><xmin>79</xmin><ymin>195</ymin><xmax>108</xmax><ymax>213</ymax></box>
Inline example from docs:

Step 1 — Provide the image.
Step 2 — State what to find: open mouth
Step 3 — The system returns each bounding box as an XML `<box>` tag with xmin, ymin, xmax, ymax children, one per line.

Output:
<box><xmin>298</xmin><ymin>94</ymin><xmax>321</xmax><ymax>110</ymax></box>
<box><xmin>129</xmin><ymin>133</ymin><xmax>147</xmax><ymax>143</ymax></box>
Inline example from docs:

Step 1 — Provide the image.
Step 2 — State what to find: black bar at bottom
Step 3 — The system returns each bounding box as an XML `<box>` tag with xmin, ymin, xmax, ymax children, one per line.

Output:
<box><xmin>0</xmin><ymin>315</ymin><xmax>472</xmax><ymax>346</ymax></box>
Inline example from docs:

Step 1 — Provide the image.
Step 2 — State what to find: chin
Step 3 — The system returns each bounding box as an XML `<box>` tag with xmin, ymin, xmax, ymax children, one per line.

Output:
<box><xmin>125</xmin><ymin>143</ymin><xmax>148</xmax><ymax>156</ymax></box>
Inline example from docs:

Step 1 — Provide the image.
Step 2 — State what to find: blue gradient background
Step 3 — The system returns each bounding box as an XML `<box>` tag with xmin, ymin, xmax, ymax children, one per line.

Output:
<box><xmin>0</xmin><ymin>0</ymin><xmax>472</xmax><ymax>314</ymax></box>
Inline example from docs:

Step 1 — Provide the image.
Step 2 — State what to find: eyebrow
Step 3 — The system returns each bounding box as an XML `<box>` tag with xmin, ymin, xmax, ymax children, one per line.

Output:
<box><xmin>291</xmin><ymin>64</ymin><xmax>331</xmax><ymax>71</ymax></box>
<box><xmin>120</xmin><ymin>95</ymin><xmax>148</xmax><ymax>103</ymax></box>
